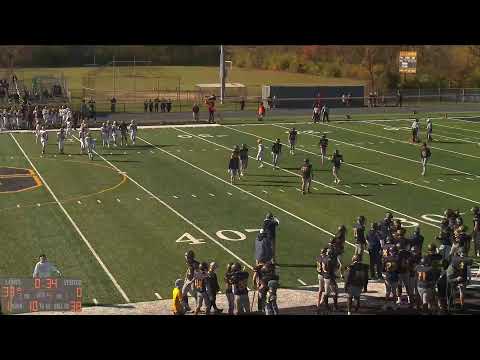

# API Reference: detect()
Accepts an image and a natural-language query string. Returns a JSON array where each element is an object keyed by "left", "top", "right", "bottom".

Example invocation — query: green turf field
[{"left": 1, "top": 112, "right": 480, "bottom": 305}]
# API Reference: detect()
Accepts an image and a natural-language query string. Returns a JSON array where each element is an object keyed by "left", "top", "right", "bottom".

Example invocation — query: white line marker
[
  {"left": 191, "top": 194, "right": 197, "bottom": 198},
  {"left": 262, "top": 190, "right": 268, "bottom": 194},
  {"left": 368, "top": 142, "right": 374, "bottom": 145},
  {"left": 77, "top": 201, "right": 82, "bottom": 205},
  {"left": 245, "top": 229, "right": 262, "bottom": 233},
  {"left": 93, "top": 298, "right": 98, "bottom": 305},
  {"left": 12, "top": 133, "right": 130, "bottom": 303},
  {"left": 453, "top": 178, "right": 460, "bottom": 181},
  {"left": 189, "top": 149, "right": 193, "bottom": 152},
  {"left": 209, "top": 193, "right": 215, "bottom": 197},
  {"left": 176, "top": 149, "right": 181, "bottom": 152},
  {"left": 391, "top": 182, "right": 397, "bottom": 185},
  {"left": 227, "top": 192, "right": 232, "bottom": 196},
  {"left": 16, "top": 204, "right": 20, "bottom": 208},
  {"left": 150, "top": 150, "right": 154, "bottom": 154},
  {"left": 467, "top": 177, "right": 475, "bottom": 180},
  {"left": 423, "top": 180, "right": 430, "bottom": 183},
  {"left": 296, "top": 188, "right": 302, "bottom": 192},
  {"left": 344, "top": 185, "right": 351, "bottom": 188},
  {"left": 279, "top": 189, "right": 285, "bottom": 192},
  {"left": 173, "top": 195, "right": 179, "bottom": 199},
  {"left": 297, "top": 279, "right": 307, "bottom": 286},
  {"left": 116, "top": 198, "right": 121, "bottom": 202},
  {"left": 136, "top": 197, "right": 141, "bottom": 201},
  {"left": 360, "top": 184, "right": 367, "bottom": 188},
  {"left": 137, "top": 152, "right": 141, "bottom": 154},
  {"left": 313, "top": 187, "right": 318, "bottom": 191},
  {"left": 438, "top": 179, "right": 445, "bottom": 182},
  {"left": 68, "top": 154, "right": 72, "bottom": 157},
  {"left": 215, "top": 148, "right": 220, "bottom": 151},
  {"left": 37, "top": 203, "right": 41, "bottom": 207},
  {"left": 123, "top": 152, "right": 127, "bottom": 155},
  {"left": 155, "top": 293, "right": 163, "bottom": 300},
  {"left": 201, "top": 149, "right": 206, "bottom": 151},
  {"left": 97, "top": 199, "right": 102, "bottom": 204},
  {"left": 379, "top": 184, "right": 384, "bottom": 187}
]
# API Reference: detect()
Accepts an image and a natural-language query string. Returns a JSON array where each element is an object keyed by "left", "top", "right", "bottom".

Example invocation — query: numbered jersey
[
  {"left": 300, "top": 164, "right": 312, "bottom": 178},
  {"left": 232, "top": 271, "right": 249, "bottom": 296},
  {"left": 193, "top": 271, "right": 208, "bottom": 293},
  {"left": 319, "top": 138, "right": 328, "bottom": 148},
  {"left": 289, "top": 130, "right": 298, "bottom": 142},
  {"left": 40, "top": 130, "right": 48, "bottom": 142}
]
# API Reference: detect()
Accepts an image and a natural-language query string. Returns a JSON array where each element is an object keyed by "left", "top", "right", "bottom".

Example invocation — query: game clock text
[{"left": 0, "top": 278, "right": 82, "bottom": 314}]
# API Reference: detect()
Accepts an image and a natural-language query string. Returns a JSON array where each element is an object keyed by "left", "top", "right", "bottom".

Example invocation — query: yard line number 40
[{"left": 176, "top": 228, "right": 261, "bottom": 245}]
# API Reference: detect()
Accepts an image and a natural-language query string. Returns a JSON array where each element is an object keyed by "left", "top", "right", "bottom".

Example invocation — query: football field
[{"left": 1, "top": 112, "right": 480, "bottom": 305}]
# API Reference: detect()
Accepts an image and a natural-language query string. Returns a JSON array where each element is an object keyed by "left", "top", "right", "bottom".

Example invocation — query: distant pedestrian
[
  {"left": 426, "top": 119, "right": 433, "bottom": 142},
  {"left": 257, "top": 102, "right": 266, "bottom": 121},
  {"left": 271, "top": 138, "right": 282, "bottom": 169},
  {"left": 110, "top": 97, "right": 117, "bottom": 113},
  {"left": 321, "top": 105, "right": 329, "bottom": 123},
  {"left": 149, "top": 99, "right": 153, "bottom": 113},
  {"left": 160, "top": 99, "right": 166, "bottom": 113},
  {"left": 240, "top": 97, "right": 245, "bottom": 111},
  {"left": 228, "top": 153, "right": 240, "bottom": 184},
  {"left": 300, "top": 158, "right": 313, "bottom": 195},
  {"left": 420, "top": 142, "right": 431, "bottom": 176},
  {"left": 192, "top": 103, "right": 200, "bottom": 121},
  {"left": 154, "top": 98, "right": 159, "bottom": 112},
  {"left": 206, "top": 262, "right": 223, "bottom": 314},
  {"left": 345, "top": 255, "right": 369, "bottom": 315},
  {"left": 144, "top": 100, "right": 148, "bottom": 112},
  {"left": 166, "top": 99, "right": 172, "bottom": 113}
]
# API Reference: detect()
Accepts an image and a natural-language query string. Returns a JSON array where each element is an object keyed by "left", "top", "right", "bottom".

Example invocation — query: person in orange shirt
[
  {"left": 172, "top": 279, "right": 185, "bottom": 315},
  {"left": 257, "top": 102, "right": 266, "bottom": 121}
]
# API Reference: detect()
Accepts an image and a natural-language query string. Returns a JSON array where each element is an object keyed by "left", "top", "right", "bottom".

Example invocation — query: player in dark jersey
[
  {"left": 331, "top": 149, "right": 343, "bottom": 184},
  {"left": 472, "top": 206, "right": 480, "bottom": 257},
  {"left": 182, "top": 250, "right": 200, "bottom": 312},
  {"left": 224, "top": 263, "right": 235, "bottom": 315},
  {"left": 345, "top": 255, "right": 369, "bottom": 315},
  {"left": 446, "top": 249, "right": 473, "bottom": 311},
  {"left": 288, "top": 128, "right": 298, "bottom": 155},
  {"left": 410, "top": 227, "right": 424, "bottom": 254},
  {"left": 367, "top": 222, "right": 383, "bottom": 280},
  {"left": 426, "top": 118, "right": 433, "bottom": 142},
  {"left": 382, "top": 245, "right": 400, "bottom": 307},
  {"left": 263, "top": 213, "right": 280, "bottom": 264},
  {"left": 378, "top": 212, "right": 394, "bottom": 244},
  {"left": 332, "top": 225, "right": 347, "bottom": 278},
  {"left": 420, "top": 142, "right": 431, "bottom": 176},
  {"left": 318, "top": 134, "right": 328, "bottom": 166},
  {"left": 239, "top": 144, "right": 249, "bottom": 177},
  {"left": 206, "top": 262, "right": 222, "bottom": 314},
  {"left": 230, "top": 263, "right": 250, "bottom": 314},
  {"left": 353, "top": 216, "right": 367, "bottom": 259},
  {"left": 300, "top": 158, "right": 313, "bottom": 194},
  {"left": 271, "top": 139, "right": 282, "bottom": 169},
  {"left": 119, "top": 120, "right": 128, "bottom": 147},
  {"left": 228, "top": 153, "right": 240, "bottom": 184},
  {"left": 319, "top": 248, "right": 339, "bottom": 313},
  {"left": 193, "top": 262, "right": 210, "bottom": 315},
  {"left": 397, "top": 246, "right": 413, "bottom": 305},
  {"left": 416, "top": 256, "right": 436, "bottom": 313}
]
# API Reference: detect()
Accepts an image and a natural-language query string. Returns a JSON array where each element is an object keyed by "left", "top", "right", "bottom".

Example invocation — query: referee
[{"left": 33, "top": 254, "right": 62, "bottom": 278}]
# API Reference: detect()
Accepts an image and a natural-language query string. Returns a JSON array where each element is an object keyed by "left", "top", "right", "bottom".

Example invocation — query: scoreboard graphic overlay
[
  {"left": 0, "top": 278, "right": 82, "bottom": 314},
  {"left": 399, "top": 51, "right": 417, "bottom": 74}
]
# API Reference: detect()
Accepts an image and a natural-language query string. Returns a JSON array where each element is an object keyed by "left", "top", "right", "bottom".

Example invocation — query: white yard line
[
  {"left": 155, "top": 293, "right": 163, "bottom": 300},
  {"left": 139, "top": 133, "right": 343, "bottom": 243},
  {"left": 297, "top": 279, "right": 307, "bottom": 286},
  {"left": 72, "top": 135, "right": 254, "bottom": 271},
  {"left": 11, "top": 133, "right": 131, "bottom": 303},
  {"left": 97, "top": 199, "right": 102, "bottom": 204},
  {"left": 173, "top": 127, "right": 439, "bottom": 237},
  {"left": 221, "top": 126, "right": 441, "bottom": 229},
  {"left": 93, "top": 298, "right": 99, "bottom": 305},
  {"left": 272, "top": 124, "right": 480, "bottom": 204},
  {"left": 209, "top": 193, "right": 215, "bottom": 197}
]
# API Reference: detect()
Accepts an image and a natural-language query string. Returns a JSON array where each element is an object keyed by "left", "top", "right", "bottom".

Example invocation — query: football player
[
  {"left": 318, "top": 134, "right": 328, "bottom": 165},
  {"left": 230, "top": 262, "right": 250, "bottom": 314},
  {"left": 353, "top": 216, "right": 367, "bottom": 260},
  {"left": 40, "top": 126, "right": 48, "bottom": 155},
  {"left": 228, "top": 153, "right": 240, "bottom": 184},
  {"left": 57, "top": 126, "right": 66, "bottom": 154},
  {"left": 193, "top": 262, "right": 210, "bottom": 315},
  {"left": 111, "top": 121, "right": 119, "bottom": 147},
  {"left": 271, "top": 138, "right": 282, "bottom": 169},
  {"left": 85, "top": 131, "right": 96, "bottom": 160},
  {"left": 78, "top": 125, "right": 87, "bottom": 154},
  {"left": 415, "top": 256, "right": 436, "bottom": 313},
  {"left": 411, "top": 118, "right": 420, "bottom": 143},
  {"left": 345, "top": 255, "right": 369, "bottom": 315},
  {"left": 182, "top": 250, "right": 199, "bottom": 312},
  {"left": 331, "top": 149, "right": 343, "bottom": 184},
  {"left": 106, "top": 120, "right": 113, "bottom": 148},
  {"left": 472, "top": 206, "right": 480, "bottom": 257},
  {"left": 312, "top": 104, "right": 321, "bottom": 123},
  {"left": 119, "top": 120, "right": 128, "bottom": 147},
  {"left": 129, "top": 120, "right": 138, "bottom": 145},
  {"left": 239, "top": 144, "right": 249, "bottom": 177},
  {"left": 316, "top": 248, "right": 328, "bottom": 313},
  {"left": 34, "top": 120, "right": 41, "bottom": 144},
  {"left": 256, "top": 139, "right": 265, "bottom": 168},
  {"left": 300, "top": 158, "right": 313, "bottom": 194},
  {"left": 65, "top": 117, "right": 73, "bottom": 139},
  {"left": 426, "top": 118, "right": 433, "bottom": 142},
  {"left": 100, "top": 123, "right": 108, "bottom": 148},
  {"left": 224, "top": 263, "right": 235, "bottom": 315},
  {"left": 420, "top": 142, "right": 431, "bottom": 176},
  {"left": 382, "top": 245, "right": 400, "bottom": 308},
  {"left": 288, "top": 127, "right": 298, "bottom": 155},
  {"left": 319, "top": 248, "right": 339, "bottom": 313}
]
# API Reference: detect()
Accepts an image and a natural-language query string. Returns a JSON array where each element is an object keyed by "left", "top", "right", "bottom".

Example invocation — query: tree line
[{"left": 227, "top": 45, "right": 480, "bottom": 90}]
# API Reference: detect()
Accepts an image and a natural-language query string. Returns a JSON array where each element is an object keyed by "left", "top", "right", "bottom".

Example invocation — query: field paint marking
[
  {"left": 344, "top": 185, "right": 352, "bottom": 188},
  {"left": 150, "top": 150, "right": 154, "bottom": 154},
  {"left": 209, "top": 193, "right": 215, "bottom": 197},
  {"left": 191, "top": 194, "right": 197, "bottom": 198},
  {"left": 349, "top": 121, "right": 480, "bottom": 160},
  {"left": 77, "top": 200, "right": 82, "bottom": 205},
  {"left": 75, "top": 135, "right": 254, "bottom": 271},
  {"left": 438, "top": 179, "right": 445, "bottom": 182},
  {"left": 155, "top": 293, "right": 163, "bottom": 300},
  {"left": 116, "top": 198, "right": 121, "bottom": 202},
  {"left": 227, "top": 192, "right": 233, "bottom": 196},
  {"left": 452, "top": 178, "right": 460, "bottom": 182},
  {"left": 136, "top": 197, "right": 141, "bottom": 201},
  {"left": 262, "top": 190, "right": 268, "bottom": 194},
  {"left": 467, "top": 177, "right": 475, "bottom": 181},
  {"left": 360, "top": 184, "right": 367, "bottom": 188},
  {"left": 97, "top": 199, "right": 102, "bottom": 204},
  {"left": 37, "top": 203, "right": 41, "bottom": 207},
  {"left": 11, "top": 133, "right": 131, "bottom": 303},
  {"left": 313, "top": 187, "right": 318, "bottom": 191},
  {"left": 423, "top": 180, "right": 430, "bottom": 183},
  {"left": 222, "top": 126, "right": 440, "bottom": 229},
  {"left": 245, "top": 228, "right": 262, "bottom": 233},
  {"left": 93, "top": 298, "right": 98, "bottom": 305},
  {"left": 379, "top": 184, "right": 384, "bottom": 187},
  {"left": 398, "top": 118, "right": 480, "bottom": 135},
  {"left": 272, "top": 125, "right": 480, "bottom": 204},
  {"left": 297, "top": 279, "right": 307, "bottom": 286},
  {"left": 17, "top": 204, "right": 20, "bottom": 208},
  {"left": 140, "top": 132, "right": 341, "bottom": 243},
  {"left": 173, "top": 195, "right": 179, "bottom": 199},
  {"left": 279, "top": 189, "right": 285, "bottom": 192}
]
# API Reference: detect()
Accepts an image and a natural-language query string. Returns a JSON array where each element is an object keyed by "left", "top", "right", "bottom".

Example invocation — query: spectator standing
[
  {"left": 367, "top": 223, "right": 383, "bottom": 280},
  {"left": 110, "top": 97, "right": 117, "bottom": 113},
  {"left": 160, "top": 98, "right": 166, "bottom": 112},
  {"left": 166, "top": 99, "right": 172, "bottom": 113},
  {"left": 240, "top": 97, "right": 245, "bottom": 111},
  {"left": 144, "top": 99, "right": 148, "bottom": 112},
  {"left": 265, "top": 280, "right": 279, "bottom": 315},
  {"left": 154, "top": 97, "right": 159, "bottom": 112},
  {"left": 192, "top": 103, "right": 200, "bottom": 121},
  {"left": 80, "top": 99, "right": 87, "bottom": 121},
  {"left": 347, "top": 93, "right": 352, "bottom": 106},
  {"left": 148, "top": 99, "right": 153, "bottom": 113},
  {"left": 206, "top": 262, "right": 223, "bottom": 314}
]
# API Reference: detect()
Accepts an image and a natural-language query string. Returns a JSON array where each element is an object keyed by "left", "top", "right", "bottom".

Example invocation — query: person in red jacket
[{"left": 257, "top": 102, "right": 266, "bottom": 121}]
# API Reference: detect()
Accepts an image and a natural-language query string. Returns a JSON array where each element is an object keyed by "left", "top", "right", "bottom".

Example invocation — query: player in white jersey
[
  {"left": 15, "top": 109, "right": 21, "bottom": 129},
  {"left": 66, "top": 118, "right": 72, "bottom": 138},
  {"left": 40, "top": 126, "right": 48, "bottom": 155},
  {"left": 85, "top": 131, "right": 96, "bottom": 160},
  {"left": 33, "top": 106, "right": 39, "bottom": 123},
  {"left": 426, "top": 118, "right": 433, "bottom": 142},
  {"left": 57, "top": 126, "right": 66, "bottom": 154},
  {"left": 111, "top": 121, "right": 119, "bottom": 147},
  {"left": 2, "top": 109, "right": 7, "bottom": 129},
  {"left": 34, "top": 121, "right": 41, "bottom": 143},
  {"left": 78, "top": 126, "right": 87, "bottom": 154},
  {"left": 100, "top": 123, "right": 108, "bottom": 147},
  {"left": 256, "top": 139, "right": 265, "bottom": 168},
  {"left": 105, "top": 121, "right": 112, "bottom": 148},
  {"left": 129, "top": 120, "right": 138, "bottom": 145},
  {"left": 42, "top": 107, "right": 49, "bottom": 127}
]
